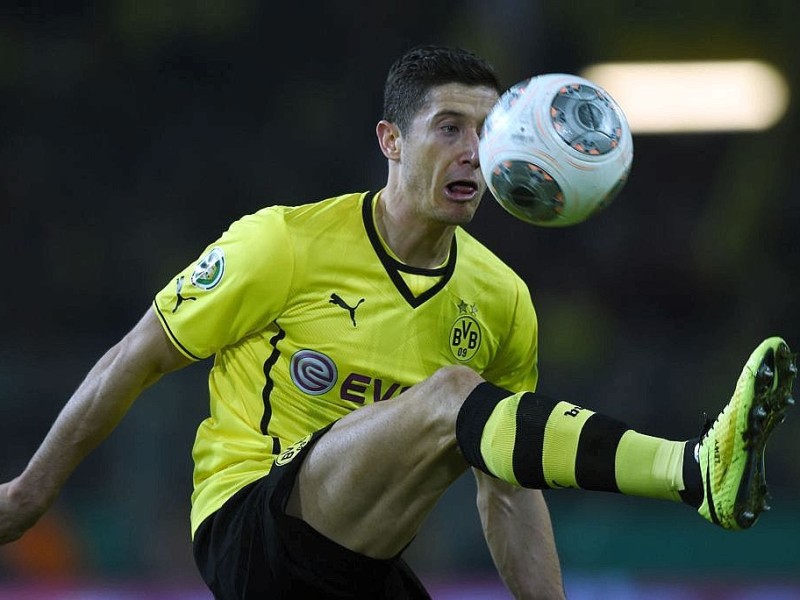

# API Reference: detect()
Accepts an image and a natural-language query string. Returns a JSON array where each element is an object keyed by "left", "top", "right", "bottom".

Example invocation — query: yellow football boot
[{"left": 698, "top": 337, "right": 796, "bottom": 529}]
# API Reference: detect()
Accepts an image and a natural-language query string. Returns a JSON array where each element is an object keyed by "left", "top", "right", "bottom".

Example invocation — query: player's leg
[
  {"left": 458, "top": 336, "right": 796, "bottom": 530},
  {"left": 286, "top": 362, "right": 682, "bottom": 569},
  {"left": 284, "top": 335, "right": 796, "bottom": 568}
]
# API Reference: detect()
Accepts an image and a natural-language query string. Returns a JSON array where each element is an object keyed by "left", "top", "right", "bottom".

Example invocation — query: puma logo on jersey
[
  {"left": 329, "top": 293, "right": 365, "bottom": 327},
  {"left": 173, "top": 276, "right": 197, "bottom": 313}
]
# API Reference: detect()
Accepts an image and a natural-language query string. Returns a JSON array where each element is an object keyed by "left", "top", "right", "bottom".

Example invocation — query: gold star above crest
[{"left": 457, "top": 300, "right": 478, "bottom": 315}]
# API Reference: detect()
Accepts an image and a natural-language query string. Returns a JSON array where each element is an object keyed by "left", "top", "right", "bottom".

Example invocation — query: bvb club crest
[{"left": 450, "top": 300, "right": 481, "bottom": 362}]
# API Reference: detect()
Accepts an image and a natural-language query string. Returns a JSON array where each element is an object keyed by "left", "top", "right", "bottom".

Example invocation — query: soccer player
[{"left": 0, "top": 45, "right": 795, "bottom": 599}]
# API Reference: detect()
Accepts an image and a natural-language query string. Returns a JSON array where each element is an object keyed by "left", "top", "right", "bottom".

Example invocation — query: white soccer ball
[{"left": 479, "top": 73, "right": 633, "bottom": 227}]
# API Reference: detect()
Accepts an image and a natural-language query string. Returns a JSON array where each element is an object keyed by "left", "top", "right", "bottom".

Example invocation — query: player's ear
[{"left": 376, "top": 120, "right": 401, "bottom": 160}]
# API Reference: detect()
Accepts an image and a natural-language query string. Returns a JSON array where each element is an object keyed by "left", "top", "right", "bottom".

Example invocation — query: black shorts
[{"left": 192, "top": 425, "right": 431, "bottom": 599}]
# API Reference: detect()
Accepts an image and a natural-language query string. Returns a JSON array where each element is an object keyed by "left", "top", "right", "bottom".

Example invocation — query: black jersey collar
[{"left": 362, "top": 192, "right": 457, "bottom": 308}]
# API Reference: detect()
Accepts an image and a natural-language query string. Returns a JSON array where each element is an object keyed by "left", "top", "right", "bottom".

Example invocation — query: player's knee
[{"left": 424, "top": 365, "right": 485, "bottom": 416}]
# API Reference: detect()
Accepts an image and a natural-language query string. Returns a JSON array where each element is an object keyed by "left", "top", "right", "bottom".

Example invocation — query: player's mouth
[{"left": 444, "top": 180, "right": 479, "bottom": 201}]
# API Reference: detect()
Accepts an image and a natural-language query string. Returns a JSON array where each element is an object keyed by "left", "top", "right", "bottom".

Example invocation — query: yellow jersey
[{"left": 152, "top": 191, "right": 539, "bottom": 536}]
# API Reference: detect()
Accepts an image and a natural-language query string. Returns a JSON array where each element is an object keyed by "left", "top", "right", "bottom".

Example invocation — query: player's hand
[{"left": 0, "top": 479, "right": 48, "bottom": 545}]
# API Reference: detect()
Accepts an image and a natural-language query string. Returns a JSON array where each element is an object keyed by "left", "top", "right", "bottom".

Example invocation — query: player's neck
[{"left": 374, "top": 190, "right": 454, "bottom": 269}]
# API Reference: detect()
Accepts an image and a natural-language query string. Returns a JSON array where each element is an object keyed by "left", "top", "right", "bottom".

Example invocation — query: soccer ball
[{"left": 479, "top": 73, "right": 633, "bottom": 227}]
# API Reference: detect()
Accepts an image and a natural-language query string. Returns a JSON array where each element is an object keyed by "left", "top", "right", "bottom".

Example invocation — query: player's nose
[{"left": 461, "top": 131, "right": 480, "bottom": 167}]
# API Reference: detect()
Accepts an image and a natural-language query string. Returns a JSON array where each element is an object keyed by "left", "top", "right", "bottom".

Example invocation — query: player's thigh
[
  {"left": 194, "top": 425, "right": 432, "bottom": 599},
  {"left": 287, "top": 365, "right": 485, "bottom": 558}
]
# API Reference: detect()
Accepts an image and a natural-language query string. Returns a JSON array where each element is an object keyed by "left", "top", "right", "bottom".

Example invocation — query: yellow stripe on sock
[
  {"left": 479, "top": 392, "right": 522, "bottom": 486},
  {"left": 615, "top": 431, "right": 684, "bottom": 501},
  {"left": 542, "top": 402, "right": 595, "bottom": 489}
]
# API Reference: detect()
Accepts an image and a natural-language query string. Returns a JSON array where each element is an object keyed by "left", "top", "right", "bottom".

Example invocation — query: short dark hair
[{"left": 383, "top": 45, "right": 502, "bottom": 133}]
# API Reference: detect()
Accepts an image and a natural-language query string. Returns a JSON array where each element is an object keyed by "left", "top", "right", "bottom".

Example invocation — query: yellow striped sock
[{"left": 458, "top": 383, "right": 686, "bottom": 500}]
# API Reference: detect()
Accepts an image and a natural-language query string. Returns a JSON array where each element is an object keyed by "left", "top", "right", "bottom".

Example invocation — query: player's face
[{"left": 400, "top": 83, "right": 498, "bottom": 226}]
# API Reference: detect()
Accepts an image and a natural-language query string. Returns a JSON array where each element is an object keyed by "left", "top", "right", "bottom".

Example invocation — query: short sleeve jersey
[{"left": 152, "top": 191, "right": 539, "bottom": 536}]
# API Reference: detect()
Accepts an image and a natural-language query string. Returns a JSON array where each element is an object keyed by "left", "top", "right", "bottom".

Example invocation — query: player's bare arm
[
  {"left": 0, "top": 309, "right": 191, "bottom": 545},
  {"left": 475, "top": 471, "right": 565, "bottom": 600}
]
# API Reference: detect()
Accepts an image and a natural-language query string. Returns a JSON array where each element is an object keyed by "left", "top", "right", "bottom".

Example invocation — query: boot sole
[{"left": 733, "top": 340, "right": 796, "bottom": 528}]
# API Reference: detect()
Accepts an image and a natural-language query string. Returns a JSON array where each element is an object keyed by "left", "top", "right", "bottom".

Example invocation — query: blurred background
[{"left": 1, "top": 1, "right": 798, "bottom": 598}]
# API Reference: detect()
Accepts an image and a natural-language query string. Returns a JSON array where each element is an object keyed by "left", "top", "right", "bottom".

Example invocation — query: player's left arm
[{"left": 475, "top": 470, "right": 565, "bottom": 599}]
